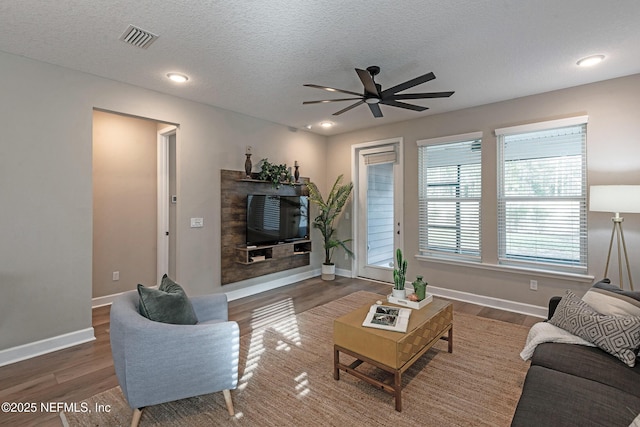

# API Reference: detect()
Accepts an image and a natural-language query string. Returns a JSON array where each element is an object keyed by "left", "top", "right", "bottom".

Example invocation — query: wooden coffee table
[{"left": 333, "top": 298, "right": 453, "bottom": 411}]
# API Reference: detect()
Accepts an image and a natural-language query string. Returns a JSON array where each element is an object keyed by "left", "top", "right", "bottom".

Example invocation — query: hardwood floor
[{"left": 0, "top": 277, "right": 540, "bottom": 426}]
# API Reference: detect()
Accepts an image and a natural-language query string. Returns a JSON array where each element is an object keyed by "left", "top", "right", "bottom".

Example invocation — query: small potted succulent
[{"left": 392, "top": 248, "right": 407, "bottom": 298}]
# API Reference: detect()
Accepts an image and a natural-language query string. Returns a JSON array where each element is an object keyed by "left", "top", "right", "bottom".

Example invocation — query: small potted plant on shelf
[
  {"left": 306, "top": 174, "right": 354, "bottom": 280},
  {"left": 392, "top": 248, "right": 407, "bottom": 298},
  {"left": 258, "top": 158, "right": 293, "bottom": 188}
]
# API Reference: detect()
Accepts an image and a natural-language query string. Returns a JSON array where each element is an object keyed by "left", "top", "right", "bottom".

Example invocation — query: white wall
[
  {"left": 328, "top": 73, "right": 640, "bottom": 308},
  {"left": 0, "top": 50, "right": 327, "bottom": 358}
]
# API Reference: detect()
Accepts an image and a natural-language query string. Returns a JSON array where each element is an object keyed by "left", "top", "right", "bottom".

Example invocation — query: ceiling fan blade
[
  {"left": 368, "top": 103, "right": 383, "bottom": 118},
  {"left": 379, "top": 99, "right": 428, "bottom": 112},
  {"left": 381, "top": 72, "right": 436, "bottom": 96},
  {"left": 332, "top": 100, "right": 364, "bottom": 116},
  {"left": 303, "top": 98, "right": 363, "bottom": 105},
  {"left": 303, "top": 84, "right": 363, "bottom": 97},
  {"left": 355, "top": 68, "right": 379, "bottom": 96},
  {"left": 390, "top": 91, "right": 455, "bottom": 100}
]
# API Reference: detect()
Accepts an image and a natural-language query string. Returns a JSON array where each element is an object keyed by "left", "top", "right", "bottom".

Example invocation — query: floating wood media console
[{"left": 220, "top": 169, "right": 311, "bottom": 285}]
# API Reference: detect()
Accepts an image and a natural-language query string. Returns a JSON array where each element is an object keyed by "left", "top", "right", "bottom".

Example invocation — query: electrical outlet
[
  {"left": 113, "top": 271, "right": 120, "bottom": 281},
  {"left": 529, "top": 280, "right": 538, "bottom": 291}
]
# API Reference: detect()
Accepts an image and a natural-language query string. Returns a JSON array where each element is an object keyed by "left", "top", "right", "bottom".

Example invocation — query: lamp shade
[{"left": 590, "top": 185, "right": 640, "bottom": 214}]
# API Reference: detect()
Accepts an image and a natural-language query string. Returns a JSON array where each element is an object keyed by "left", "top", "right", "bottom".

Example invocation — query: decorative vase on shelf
[
  {"left": 412, "top": 275, "right": 427, "bottom": 301},
  {"left": 294, "top": 163, "right": 300, "bottom": 183},
  {"left": 244, "top": 153, "right": 252, "bottom": 178}
]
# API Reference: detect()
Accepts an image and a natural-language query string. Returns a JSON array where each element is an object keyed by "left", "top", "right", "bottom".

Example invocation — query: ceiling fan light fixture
[
  {"left": 364, "top": 97, "right": 381, "bottom": 104},
  {"left": 576, "top": 55, "right": 605, "bottom": 67},
  {"left": 167, "top": 72, "right": 189, "bottom": 83},
  {"left": 319, "top": 121, "right": 334, "bottom": 128}
]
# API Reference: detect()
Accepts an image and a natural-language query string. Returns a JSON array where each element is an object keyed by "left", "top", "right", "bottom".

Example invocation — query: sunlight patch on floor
[
  {"left": 237, "top": 298, "right": 303, "bottom": 392},
  {"left": 294, "top": 372, "right": 310, "bottom": 398}
]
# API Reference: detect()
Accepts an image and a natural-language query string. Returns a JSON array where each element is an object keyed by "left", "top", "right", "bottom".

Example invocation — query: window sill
[{"left": 414, "top": 254, "right": 595, "bottom": 283}]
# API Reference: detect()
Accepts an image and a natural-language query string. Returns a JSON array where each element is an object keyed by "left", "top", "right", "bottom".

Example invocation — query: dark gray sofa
[{"left": 511, "top": 297, "right": 640, "bottom": 427}]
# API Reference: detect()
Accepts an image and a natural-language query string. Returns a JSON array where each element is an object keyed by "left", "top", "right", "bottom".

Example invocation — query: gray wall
[
  {"left": 328, "top": 73, "right": 640, "bottom": 307},
  {"left": 0, "top": 50, "right": 327, "bottom": 352},
  {"left": 2, "top": 43, "right": 638, "bottom": 355}
]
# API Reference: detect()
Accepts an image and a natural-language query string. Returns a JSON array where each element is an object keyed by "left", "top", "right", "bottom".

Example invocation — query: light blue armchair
[{"left": 110, "top": 290, "right": 240, "bottom": 427}]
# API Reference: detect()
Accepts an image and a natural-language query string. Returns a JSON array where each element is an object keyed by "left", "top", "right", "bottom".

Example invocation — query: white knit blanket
[{"left": 520, "top": 321, "right": 596, "bottom": 361}]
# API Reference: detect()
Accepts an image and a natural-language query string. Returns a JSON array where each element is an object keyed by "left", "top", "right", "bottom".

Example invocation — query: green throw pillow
[{"left": 137, "top": 274, "right": 198, "bottom": 325}]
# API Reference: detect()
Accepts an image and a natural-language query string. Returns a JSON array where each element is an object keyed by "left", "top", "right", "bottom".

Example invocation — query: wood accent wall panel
[{"left": 220, "top": 169, "right": 310, "bottom": 285}]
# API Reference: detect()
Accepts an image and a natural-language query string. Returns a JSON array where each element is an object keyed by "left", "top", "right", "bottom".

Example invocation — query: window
[
  {"left": 417, "top": 132, "right": 482, "bottom": 260},
  {"left": 496, "top": 116, "right": 588, "bottom": 272}
]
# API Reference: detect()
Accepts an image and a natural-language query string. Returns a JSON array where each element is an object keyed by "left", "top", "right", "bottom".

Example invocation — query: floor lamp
[{"left": 590, "top": 185, "right": 640, "bottom": 291}]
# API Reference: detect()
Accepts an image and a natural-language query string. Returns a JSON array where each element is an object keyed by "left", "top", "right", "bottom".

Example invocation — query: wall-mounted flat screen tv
[{"left": 246, "top": 195, "right": 309, "bottom": 246}]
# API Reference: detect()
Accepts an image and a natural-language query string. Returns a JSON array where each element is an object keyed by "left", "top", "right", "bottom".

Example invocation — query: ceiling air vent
[{"left": 119, "top": 24, "right": 158, "bottom": 49}]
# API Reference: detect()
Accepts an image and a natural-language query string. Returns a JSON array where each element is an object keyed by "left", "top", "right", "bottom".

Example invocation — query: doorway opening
[{"left": 92, "top": 110, "right": 177, "bottom": 302}]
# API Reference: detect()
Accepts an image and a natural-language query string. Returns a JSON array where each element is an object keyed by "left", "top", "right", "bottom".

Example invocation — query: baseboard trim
[
  {"left": 0, "top": 327, "right": 95, "bottom": 368},
  {"left": 425, "top": 285, "right": 547, "bottom": 318},
  {"left": 335, "top": 267, "right": 352, "bottom": 278},
  {"left": 93, "top": 269, "right": 350, "bottom": 307},
  {"left": 92, "top": 285, "right": 159, "bottom": 308},
  {"left": 92, "top": 292, "right": 123, "bottom": 308},
  {"left": 225, "top": 268, "right": 321, "bottom": 301}
]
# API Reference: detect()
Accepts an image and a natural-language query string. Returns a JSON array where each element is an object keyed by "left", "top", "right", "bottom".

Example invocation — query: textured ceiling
[{"left": 1, "top": 1, "right": 639, "bottom": 135}]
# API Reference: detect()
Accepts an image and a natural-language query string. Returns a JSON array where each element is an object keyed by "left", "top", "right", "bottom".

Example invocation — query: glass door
[{"left": 355, "top": 141, "right": 403, "bottom": 282}]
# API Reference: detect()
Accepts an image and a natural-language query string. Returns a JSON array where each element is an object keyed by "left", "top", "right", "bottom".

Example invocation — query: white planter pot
[
  {"left": 321, "top": 264, "right": 335, "bottom": 281},
  {"left": 391, "top": 288, "right": 406, "bottom": 299}
]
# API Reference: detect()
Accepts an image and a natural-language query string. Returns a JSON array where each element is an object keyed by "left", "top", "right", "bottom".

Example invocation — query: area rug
[{"left": 62, "top": 291, "right": 532, "bottom": 426}]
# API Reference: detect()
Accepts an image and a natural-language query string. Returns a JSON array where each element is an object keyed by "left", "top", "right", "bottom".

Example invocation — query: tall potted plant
[{"left": 307, "top": 174, "right": 354, "bottom": 280}]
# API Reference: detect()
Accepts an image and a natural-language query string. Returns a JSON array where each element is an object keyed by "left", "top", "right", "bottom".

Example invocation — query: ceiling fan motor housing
[{"left": 366, "top": 66, "right": 381, "bottom": 76}]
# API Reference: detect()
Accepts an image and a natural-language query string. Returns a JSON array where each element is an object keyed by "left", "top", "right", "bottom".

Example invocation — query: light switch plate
[{"left": 190, "top": 217, "right": 204, "bottom": 228}]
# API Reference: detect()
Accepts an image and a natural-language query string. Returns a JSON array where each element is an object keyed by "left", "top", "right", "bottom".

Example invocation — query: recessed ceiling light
[
  {"left": 576, "top": 55, "right": 605, "bottom": 67},
  {"left": 166, "top": 73, "right": 189, "bottom": 83},
  {"left": 304, "top": 124, "right": 312, "bottom": 129},
  {"left": 319, "top": 121, "right": 334, "bottom": 128}
]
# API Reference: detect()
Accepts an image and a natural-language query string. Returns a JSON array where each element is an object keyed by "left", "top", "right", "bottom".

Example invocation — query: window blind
[
  {"left": 362, "top": 145, "right": 397, "bottom": 165},
  {"left": 418, "top": 135, "right": 482, "bottom": 260},
  {"left": 497, "top": 119, "right": 588, "bottom": 272}
]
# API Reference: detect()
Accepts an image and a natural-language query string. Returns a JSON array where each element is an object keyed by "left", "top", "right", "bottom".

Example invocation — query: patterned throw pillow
[
  {"left": 549, "top": 290, "right": 640, "bottom": 367},
  {"left": 582, "top": 278, "right": 640, "bottom": 317}
]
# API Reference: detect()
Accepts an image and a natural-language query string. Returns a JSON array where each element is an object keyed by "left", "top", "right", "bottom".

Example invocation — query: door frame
[
  {"left": 350, "top": 137, "right": 404, "bottom": 280},
  {"left": 157, "top": 125, "right": 177, "bottom": 285}
]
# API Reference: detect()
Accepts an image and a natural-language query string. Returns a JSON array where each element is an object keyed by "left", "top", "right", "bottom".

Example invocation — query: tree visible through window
[{"left": 497, "top": 118, "right": 587, "bottom": 271}]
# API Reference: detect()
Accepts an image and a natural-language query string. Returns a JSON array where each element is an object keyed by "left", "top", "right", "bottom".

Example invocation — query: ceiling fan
[{"left": 303, "top": 66, "right": 454, "bottom": 118}]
